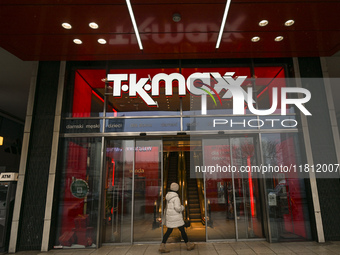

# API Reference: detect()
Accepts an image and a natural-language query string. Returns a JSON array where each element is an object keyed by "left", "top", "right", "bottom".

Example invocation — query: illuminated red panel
[
  {"left": 77, "top": 69, "right": 106, "bottom": 89},
  {"left": 72, "top": 72, "right": 92, "bottom": 117}
]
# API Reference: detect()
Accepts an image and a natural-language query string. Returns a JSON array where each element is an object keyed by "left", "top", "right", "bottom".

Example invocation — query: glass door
[
  {"left": 203, "top": 136, "right": 264, "bottom": 241},
  {"left": 102, "top": 139, "right": 162, "bottom": 244},
  {"left": 102, "top": 139, "right": 134, "bottom": 243},
  {"left": 203, "top": 138, "right": 236, "bottom": 240},
  {"left": 231, "top": 137, "right": 263, "bottom": 240},
  {"left": 133, "top": 140, "right": 162, "bottom": 242}
]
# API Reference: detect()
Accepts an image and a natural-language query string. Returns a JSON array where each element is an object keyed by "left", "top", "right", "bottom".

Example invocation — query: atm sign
[{"left": 0, "top": 173, "right": 18, "bottom": 181}]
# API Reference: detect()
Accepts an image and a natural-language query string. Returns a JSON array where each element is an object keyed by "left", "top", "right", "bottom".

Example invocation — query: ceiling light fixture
[
  {"left": 98, "top": 38, "right": 107, "bottom": 44},
  {"left": 73, "top": 39, "right": 82, "bottom": 44},
  {"left": 215, "top": 0, "right": 232, "bottom": 49},
  {"left": 89, "top": 22, "right": 99, "bottom": 29},
  {"left": 259, "top": 20, "right": 268, "bottom": 27},
  {"left": 275, "top": 36, "right": 284, "bottom": 42},
  {"left": 285, "top": 20, "right": 295, "bottom": 26},
  {"left": 251, "top": 36, "right": 260, "bottom": 42},
  {"left": 62, "top": 23, "right": 72, "bottom": 29},
  {"left": 126, "top": 0, "right": 143, "bottom": 50}
]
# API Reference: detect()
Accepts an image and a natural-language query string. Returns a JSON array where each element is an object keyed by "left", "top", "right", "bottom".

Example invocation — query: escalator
[
  {"left": 166, "top": 152, "right": 179, "bottom": 192},
  {"left": 187, "top": 175, "right": 201, "bottom": 222},
  {"left": 185, "top": 152, "right": 202, "bottom": 223},
  {"left": 163, "top": 141, "right": 205, "bottom": 241},
  {"left": 164, "top": 151, "right": 204, "bottom": 224}
]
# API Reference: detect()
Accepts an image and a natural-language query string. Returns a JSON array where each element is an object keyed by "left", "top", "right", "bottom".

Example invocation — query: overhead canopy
[{"left": 0, "top": 0, "right": 339, "bottom": 61}]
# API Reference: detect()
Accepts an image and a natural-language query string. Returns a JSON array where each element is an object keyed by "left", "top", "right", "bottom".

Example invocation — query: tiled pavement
[{"left": 6, "top": 241, "right": 340, "bottom": 255}]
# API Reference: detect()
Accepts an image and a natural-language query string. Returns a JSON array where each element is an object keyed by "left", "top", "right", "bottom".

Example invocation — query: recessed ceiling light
[
  {"left": 251, "top": 36, "right": 260, "bottom": 42},
  {"left": 285, "top": 20, "right": 295, "bottom": 26},
  {"left": 89, "top": 22, "right": 99, "bottom": 29},
  {"left": 259, "top": 20, "right": 268, "bottom": 27},
  {"left": 275, "top": 36, "right": 284, "bottom": 42},
  {"left": 98, "top": 38, "right": 107, "bottom": 44},
  {"left": 73, "top": 39, "right": 82, "bottom": 44},
  {"left": 62, "top": 23, "right": 72, "bottom": 29}
]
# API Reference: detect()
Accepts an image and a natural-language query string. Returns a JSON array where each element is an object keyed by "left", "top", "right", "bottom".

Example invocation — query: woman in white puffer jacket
[{"left": 159, "top": 183, "right": 195, "bottom": 253}]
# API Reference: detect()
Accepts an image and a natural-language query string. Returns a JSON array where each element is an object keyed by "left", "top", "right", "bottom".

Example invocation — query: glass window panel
[
  {"left": 203, "top": 138, "right": 236, "bottom": 240},
  {"left": 261, "top": 133, "right": 312, "bottom": 242},
  {"left": 102, "top": 140, "right": 134, "bottom": 243},
  {"left": 133, "top": 140, "right": 162, "bottom": 242},
  {"left": 55, "top": 137, "right": 102, "bottom": 248},
  {"left": 203, "top": 136, "right": 263, "bottom": 240},
  {"left": 230, "top": 137, "right": 263, "bottom": 239}
]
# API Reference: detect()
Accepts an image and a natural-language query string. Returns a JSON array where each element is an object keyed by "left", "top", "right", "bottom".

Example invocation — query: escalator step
[
  {"left": 190, "top": 213, "right": 201, "bottom": 219},
  {"left": 190, "top": 219, "right": 202, "bottom": 222},
  {"left": 189, "top": 208, "right": 200, "bottom": 213},
  {"left": 188, "top": 191, "right": 198, "bottom": 195},
  {"left": 188, "top": 193, "right": 198, "bottom": 197},
  {"left": 188, "top": 197, "right": 198, "bottom": 200}
]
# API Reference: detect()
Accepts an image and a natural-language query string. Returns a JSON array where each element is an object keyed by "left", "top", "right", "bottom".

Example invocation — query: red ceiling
[{"left": 0, "top": 0, "right": 339, "bottom": 61}]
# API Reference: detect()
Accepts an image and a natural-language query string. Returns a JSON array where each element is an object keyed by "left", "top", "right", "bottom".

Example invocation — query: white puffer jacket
[{"left": 165, "top": 191, "right": 185, "bottom": 228}]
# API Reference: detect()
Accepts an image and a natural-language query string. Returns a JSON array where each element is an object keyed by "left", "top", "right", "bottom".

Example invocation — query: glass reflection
[
  {"left": 230, "top": 137, "right": 263, "bottom": 239},
  {"left": 55, "top": 137, "right": 101, "bottom": 248},
  {"left": 133, "top": 140, "right": 162, "bottom": 242},
  {"left": 102, "top": 140, "right": 133, "bottom": 243},
  {"left": 204, "top": 138, "right": 236, "bottom": 240},
  {"left": 261, "top": 133, "right": 312, "bottom": 242},
  {"left": 203, "top": 137, "right": 263, "bottom": 240}
]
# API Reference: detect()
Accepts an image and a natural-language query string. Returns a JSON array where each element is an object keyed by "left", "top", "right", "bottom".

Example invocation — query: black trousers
[{"left": 162, "top": 225, "right": 188, "bottom": 243}]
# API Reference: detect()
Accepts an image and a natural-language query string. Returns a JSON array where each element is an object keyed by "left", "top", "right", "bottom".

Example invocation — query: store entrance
[
  {"left": 101, "top": 136, "right": 264, "bottom": 244},
  {"left": 163, "top": 139, "right": 206, "bottom": 242}
]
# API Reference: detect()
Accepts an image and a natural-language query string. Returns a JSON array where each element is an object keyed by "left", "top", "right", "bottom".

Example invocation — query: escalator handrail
[
  {"left": 194, "top": 152, "right": 206, "bottom": 224},
  {"left": 181, "top": 151, "right": 189, "bottom": 222}
]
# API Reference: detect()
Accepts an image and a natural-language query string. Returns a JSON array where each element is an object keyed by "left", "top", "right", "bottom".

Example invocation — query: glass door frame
[
  {"left": 100, "top": 134, "right": 269, "bottom": 245},
  {"left": 201, "top": 133, "right": 268, "bottom": 242},
  {"left": 101, "top": 137, "right": 164, "bottom": 245}
]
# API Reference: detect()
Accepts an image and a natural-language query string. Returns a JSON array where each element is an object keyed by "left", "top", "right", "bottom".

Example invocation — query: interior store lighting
[
  {"left": 89, "top": 22, "right": 99, "bottom": 29},
  {"left": 126, "top": 0, "right": 144, "bottom": 50},
  {"left": 0, "top": 136, "right": 3, "bottom": 146},
  {"left": 98, "top": 38, "right": 107, "bottom": 44},
  {"left": 285, "top": 20, "right": 295, "bottom": 26},
  {"left": 62, "top": 23, "right": 72, "bottom": 29},
  {"left": 251, "top": 36, "right": 260, "bottom": 42},
  {"left": 73, "top": 39, "right": 82, "bottom": 44},
  {"left": 215, "top": 0, "right": 232, "bottom": 49},
  {"left": 259, "top": 20, "right": 269, "bottom": 26},
  {"left": 275, "top": 36, "right": 284, "bottom": 42}
]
